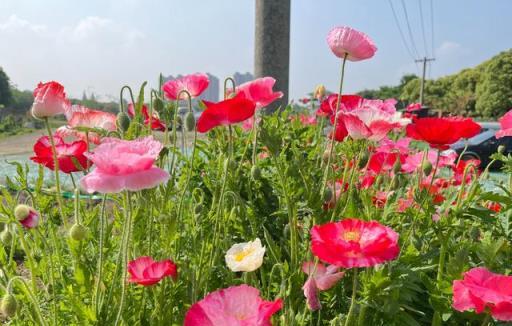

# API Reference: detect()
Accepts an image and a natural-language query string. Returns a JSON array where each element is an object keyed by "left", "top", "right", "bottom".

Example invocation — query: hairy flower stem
[
  {"left": 17, "top": 228, "right": 37, "bottom": 293},
  {"left": 114, "top": 191, "right": 133, "bottom": 325},
  {"left": 345, "top": 268, "right": 359, "bottom": 326},
  {"left": 322, "top": 54, "right": 348, "bottom": 196},
  {"left": 94, "top": 194, "right": 108, "bottom": 317},
  {"left": 44, "top": 117, "right": 68, "bottom": 229},
  {"left": 36, "top": 229, "right": 57, "bottom": 325},
  {"left": 251, "top": 115, "right": 259, "bottom": 165},
  {"left": 8, "top": 277, "right": 47, "bottom": 326}
]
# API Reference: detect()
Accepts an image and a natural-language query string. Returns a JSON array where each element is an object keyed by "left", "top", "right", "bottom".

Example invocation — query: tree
[
  {"left": 0, "top": 67, "right": 13, "bottom": 107},
  {"left": 475, "top": 50, "right": 512, "bottom": 118}
]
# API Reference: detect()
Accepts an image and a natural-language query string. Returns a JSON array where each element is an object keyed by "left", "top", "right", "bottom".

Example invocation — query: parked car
[{"left": 450, "top": 122, "right": 511, "bottom": 169}]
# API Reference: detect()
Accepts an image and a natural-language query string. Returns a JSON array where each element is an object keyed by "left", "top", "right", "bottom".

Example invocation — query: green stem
[
  {"left": 345, "top": 268, "right": 359, "bottom": 326},
  {"left": 322, "top": 54, "right": 348, "bottom": 196},
  {"left": 481, "top": 313, "right": 491, "bottom": 326},
  {"left": 43, "top": 118, "right": 68, "bottom": 228},
  {"left": 8, "top": 277, "right": 47, "bottom": 326},
  {"left": 17, "top": 228, "right": 37, "bottom": 293},
  {"left": 94, "top": 194, "right": 108, "bottom": 317}
]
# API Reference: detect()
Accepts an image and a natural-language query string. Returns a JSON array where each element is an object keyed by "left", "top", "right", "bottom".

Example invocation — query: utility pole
[
  {"left": 414, "top": 57, "right": 436, "bottom": 107},
  {"left": 415, "top": 57, "right": 435, "bottom": 106}
]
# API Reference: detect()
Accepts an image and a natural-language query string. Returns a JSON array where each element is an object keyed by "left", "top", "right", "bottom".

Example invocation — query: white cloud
[
  {"left": 0, "top": 14, "right": 47, "bottom": 34},
  {"left": 435, "top": 41, "right": 469, "bottom": 58}
]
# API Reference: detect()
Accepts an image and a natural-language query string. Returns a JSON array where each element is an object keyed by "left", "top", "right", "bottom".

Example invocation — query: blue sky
[{"left": 0, "top": 0, "right": 510, "bottom": 101}]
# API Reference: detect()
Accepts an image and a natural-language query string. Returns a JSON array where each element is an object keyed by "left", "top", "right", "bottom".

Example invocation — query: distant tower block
[{"left": 254, "top": 0, "right": 290, "bottom": 112}]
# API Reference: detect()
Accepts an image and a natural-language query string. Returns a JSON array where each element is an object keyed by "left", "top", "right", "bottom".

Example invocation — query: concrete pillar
[{"left": 254, "top": 0, "right": 290, "bottom": 112}]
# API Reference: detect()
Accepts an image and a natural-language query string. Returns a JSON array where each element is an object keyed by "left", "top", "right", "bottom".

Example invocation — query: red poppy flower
[
  {"left": 311, "top": 218, "right": 399, "bottom": 268},
  {"left": 487, "top": 202, "right": 502, "bottom": 213},
  {"left": 367, "top": 152, "right": 405, "bottom": 174},
  {"left": 30, "top": 135, "right": 90, "bottom": 174},
  {"left": 406, "top": 117, "right": 481, "bottom": 150},
  {"left": 417, "top": 180, "right": 445, "bottom": 204},
  {"left": 128, "top": 104, "right": 166, "bottom": 131},
  {"left": 453, "top": 267, "right": 512, "bottom": 321},
  {"left": 197, "top": 93, "right": 256, "bottom": 133},
  {"left": 317, "top": 94, "right": 362, "bottom": 117},
  {"left": 127, "top": 256, "right": 177, "bottom": 286}
]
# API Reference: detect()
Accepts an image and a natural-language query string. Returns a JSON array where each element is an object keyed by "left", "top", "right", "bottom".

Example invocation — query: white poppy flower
[{"left": 225, "top": 238, "right": 266, "bottom": 272}]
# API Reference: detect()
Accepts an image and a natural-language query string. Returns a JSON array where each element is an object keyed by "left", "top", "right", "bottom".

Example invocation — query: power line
[
  {"left": 400, "top": 0, "right": 421, "bottom": 59},
  {"left": 418, "top": 0, "right": 429, "bottom": 57},
  {"left": 388, "top": 0, "right": 416, "bottom": 62},
  {"left": 430, "top": 0, "right": 435, "bottom": 58}
]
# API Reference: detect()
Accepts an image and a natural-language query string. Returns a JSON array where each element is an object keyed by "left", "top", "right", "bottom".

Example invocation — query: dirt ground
[{"left": 0, "top": 131, "right": 46, "bottom": 155}]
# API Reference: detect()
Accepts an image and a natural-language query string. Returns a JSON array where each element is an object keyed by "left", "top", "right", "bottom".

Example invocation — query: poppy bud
[
  {"left": 283, "top": 223, "right": 290, "bottom": 239},
  {"left": 14, "top": 204, "right": 39, "bottom": 228},
  {"left": 185, "top": 112, "right": 196, "bottom": 131},
  {"left": 422, "top": 161, "right": 433, "bottom": 176},
  {"left": 69, "top": 223, "right": 87, "bottom": 241},
  {"left": 153, "top": 97, "right": 164, "bottom": 113},
  {"left": 498, "top": 145, "right": 506, "bottom": 154},
  {"left": 322, "top": 151, "right": 331, "bottom": 164},
  {"left": 314, "top": 84, "right": 326, "bottom": 100},
  {"left": 393, "top": 158, "right": 402, "bottom": 174},
  {"left": 116, "top": 112, "right": 131, "bottom": 132},
  {"left": 358, "top": 152, "right": 369, "bottom": 169},
  {"left": 251, "top": 165, "right": 262, "bottom": 180},
  {"left": 390, "top": 177, "right": 399, "bottom": 190},
  {"left": 323, "top": 188, "right": 333, "bottom": 202},
  {"left": 14, "top": 204, "right": 30, "bottom": 221},
  {"left": 1, "top": 294, "right": 17, "bottom": 318},
  {"left": 224, "top": 158, "right": 235, "bottom": 172},
  {"left": 194, "top": 204, "right": 202, "bottom": 215},
  {"left": 0, "top": 228, "right": 12, "bottom": 245}
]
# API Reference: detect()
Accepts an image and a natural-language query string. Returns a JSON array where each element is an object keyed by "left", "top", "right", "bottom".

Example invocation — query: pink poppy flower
[
  {"left": 184, "top": 284, "right": 283, "bottom": 326},
  {"left": 60, "top": 105, "right": 117, "bottom": 144},
  {"left": 496, "top": 109, "right": 512, "bottom": 138},
  {"left": 453, "top": 267, "right": 512, "bottom": 321},
  {"left": 336, "top": 106, "right": 409, "bottom": 141},
  {"left": 401, "top": 150, "right": 457, "bottom": 174},
  {"left": 127, "top": 256, "right": 177, "bottom": 286},
  {"left": 302, "top": 262, "right": 344, "bottom": 311},
  {"left": 326, "top": 26, "right": 377, "bottom": 61},
  {"left": 31, "top": 81, "right": 70, "bottom": 118},
  {"left": 162, "top": 73, "right": 209, "bottom": 100},
  {"left": 323, "top": 179, "right": 349, "bottom": 210},
  {"left": 405, "top": 103, "right": 422, "bottom": 112},
  {"left": 376, "top": 137, "right": 411, "bottom": 154},
  {"left": 311, "top": 218, "right": 399, "bottom": 268},
  {"left": 80, "top": 137, "right": 169, "bottom": 193},
  {"left": 30, "top": 135, "right": 90, "bottom": 174},
  {"left": 299, "top": 114, "right": 317, "bottom": 126},
  {"left": 235, "top": 77, "right": 283, "bottom": 109},
  {"left": 197, "top": 93, "right": 256, "bottom": 133},
  {"left": 127, "top": 103, "right": 167, "bottom": 131},
  {"left": 15, "top": 205, "right": 40, "bottom": 229},
  {"left": 397, "top": 197, "right": 415, "bottom": 213},
  {"left": 373, "top": 191, "right": 393, "bottom": 208}
]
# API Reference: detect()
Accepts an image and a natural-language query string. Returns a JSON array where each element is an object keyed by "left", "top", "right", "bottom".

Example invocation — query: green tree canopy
[{"left": 0, "top": 67, "right": 13, "bottom": 108}]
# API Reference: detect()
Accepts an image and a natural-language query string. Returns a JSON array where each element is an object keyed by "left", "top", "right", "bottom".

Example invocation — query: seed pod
[
  {"left": 0, "top": 228, "right": 12, "bottom": 245},
  {"left": 116, "top": 112, "right": 131, "bottom": 132},
  {"left": 194, "top": 204, "right": 202, "bottom": 215},
  {"left": 69, "top": 223, "right": 87, "bottom": 241},
  {"left": 1, "top": 294, "right": 17, "bottom": 318},
  {"left": 422, "top": 160, "right": 433, "bottom": 176},
  {"left": 153, "top": 97, "right": 164, "bottom": 113},
  {"left": 251, "top": 165, "right": 262, "bottom": 180},
  {"left": 358, "top": 152, "right": 369, "bottom": 169},
  {"left": 323, "top": 188, "right": 333, "bottom": 202},
  {"left": 498, "top": 145, "right": 506, "bottom": 154},
  {"left": 185, "top": 112, "right": 196, "bottom": 131}
]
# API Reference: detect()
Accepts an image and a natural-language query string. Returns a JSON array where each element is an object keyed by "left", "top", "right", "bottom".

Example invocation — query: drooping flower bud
[
  {"left": 69, "top": 223, "right": 87, "bottom": 241},
  {"left": 392, "top": 157, "right": 402, "bottom": 174},
  {"left": 14, "top": 204, "right": 39, "bottom": 229},
  {"left": 1, "top": 294, "right": 17, "bottom": 318},
  {"left": 185, "top": 112, "right": 196, "bottom": 132},
  {"left": 497, "top": 145, "right": 506, "bottom": 154},
  {"left": 422, "top": 161, "right": 433, "bottom": 176},
  {"left": 153, "top": 97, "right": 164, "bottom": 113},
  {"left": 116, "top": 112, "right": 131, "bottom": 132},
  {"left": 323, "top": 188, "right": 333, "bottom": 202},
  {"left": 0, "top": 228, "right": 12, "bottom": 245},
  {"left": 251, "top": 165, "right": 262, "bottom": 180},
  {"left": 314, "top": 84, "right": 326, "bottom": 100}
]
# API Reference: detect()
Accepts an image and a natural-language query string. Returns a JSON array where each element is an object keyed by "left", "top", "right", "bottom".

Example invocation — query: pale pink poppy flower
[
  {"left": 337, "top": 105, "right": 409, "bottom": 141},
  {"left": 60, "top": 105, "right": 117, "bottom": 144},
  {"left": 401, "top": 150, "right": 457, "bottom": 173},
  {"left": 376, "top": 137, "right": 411, "bottom": 154},
  {"left": 453, "top": 267, "right": 512, "bottom": 321},
  {"left": 31, "top": 81, "right": 70, "bottom": 118},
  {"left": 235, "top": 77, "right": 283, "bottom": 109},
  {"left": 406, "top": 103, "right": 422, "bottom": 112},
  {"left": 302, "top": 262, "right": 344, "bottom": 311},
  {"left": 397, "top": 198, "right": 415, "bottom": 213},
  {"left": 184, "top": 284, "right": 282, "bottom": 326},
  {"left": 299, "top": 114, "right": 317, "bottom": 126},
  {"left": 80, "top": 137, "right": 169, "bottom": 193},
  {"left": 162, "top": 73, "right": 210, "bottom": 100},
  {"left": 326, "top": 26, "right": 377, "bottom": 61},
  {"left": 496, "top": 109, "right": 512, "bottom": 138}
]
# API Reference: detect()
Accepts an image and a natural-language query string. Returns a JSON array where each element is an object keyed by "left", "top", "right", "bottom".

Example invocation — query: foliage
[{"left": 0, "top": 67, "right": 13, "bottom": 107}]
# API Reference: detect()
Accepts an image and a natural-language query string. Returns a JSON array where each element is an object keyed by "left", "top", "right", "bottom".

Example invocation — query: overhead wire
[{"left": 400, "top": 0, "right": 421, "bottom": 59}]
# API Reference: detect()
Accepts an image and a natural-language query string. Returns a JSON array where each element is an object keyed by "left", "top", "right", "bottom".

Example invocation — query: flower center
[
  {"left": 342, "top": 231, "right": 361, "bottom": 242},
  {"left": 234, "top": 248, "right": 254, "bottom": 262}
]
